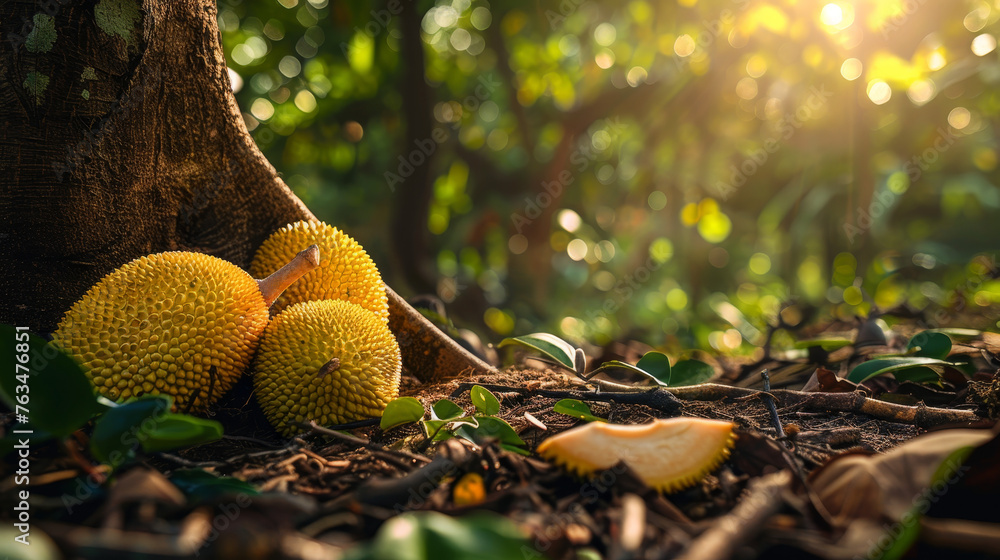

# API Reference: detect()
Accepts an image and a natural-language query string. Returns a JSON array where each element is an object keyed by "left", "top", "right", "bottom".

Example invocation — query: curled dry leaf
[
  {"left": 801, "top": 366, "right": 858, "bottom": 393},
  {"left": 809, "top": 427, "right": 996, "bottom": 557}
]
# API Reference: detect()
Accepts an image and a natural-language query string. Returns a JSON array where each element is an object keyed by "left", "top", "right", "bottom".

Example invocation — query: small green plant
[
  {"left": 552, "top": 399, "right": 606, "bottom": 422},
  {"left": 498, "top": 332, "right": 716, "bottom": 388},
  {"left": 0, "top": 325, "right": 223, "bottom": 467},
  {"left": 846, "top": 330, "right": 966, "bottom": 384},
  {"left": 343, "top": 511, "right": 540, "bottom": 560},
  {"left": 380, "top": 385, "right": 528, "bottom": 455}
]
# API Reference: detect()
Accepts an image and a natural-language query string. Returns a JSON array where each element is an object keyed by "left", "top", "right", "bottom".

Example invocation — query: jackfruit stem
[{"left": 257, "top": 244, "right": 321, "bottom": 307}]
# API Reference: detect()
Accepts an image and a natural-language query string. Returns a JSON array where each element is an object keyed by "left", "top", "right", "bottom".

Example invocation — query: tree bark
[{"left": 0, "top": 0, "right": 494, "bottom": 382}]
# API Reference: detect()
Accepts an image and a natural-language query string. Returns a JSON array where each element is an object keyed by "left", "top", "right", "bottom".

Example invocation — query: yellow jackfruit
[
  {"left": 252, "top": 299, "right": 402, "bottom": 436},
  {"left": 250, "top": 221, "right": 389, "bottom": 322},
  {"left": 53, "top": 248, "right": 319, "bottom": 411},
  {"left": 536, "top": 417, "right": 736, "bottom": 493}
]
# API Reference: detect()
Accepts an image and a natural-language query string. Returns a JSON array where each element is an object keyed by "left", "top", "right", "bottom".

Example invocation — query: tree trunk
[{"left": 0, "top": 0, "right": 494, "bottom": 381}]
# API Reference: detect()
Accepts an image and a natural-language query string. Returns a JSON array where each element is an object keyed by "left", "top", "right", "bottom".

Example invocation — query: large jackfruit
[
  {"left": 53, "top": 247, "right": 319, "bottom": 411},
  {"left": 252, "top": 299, "right": 402, "bottom": 436},
  {"left": 250, "top": 221, "right": 389, "bottom": 322}
]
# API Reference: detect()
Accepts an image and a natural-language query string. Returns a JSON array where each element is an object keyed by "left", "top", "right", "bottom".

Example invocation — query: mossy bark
[{"left": 0, "top": 0, "right": 494, "bottom": 381}]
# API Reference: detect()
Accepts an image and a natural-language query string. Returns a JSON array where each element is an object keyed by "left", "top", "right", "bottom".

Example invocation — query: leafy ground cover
[{"left": 2, "top": 316, "right": 999, "bottom": 560}]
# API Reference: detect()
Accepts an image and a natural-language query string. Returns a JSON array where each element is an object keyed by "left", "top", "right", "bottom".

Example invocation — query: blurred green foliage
[{"left": 218, "top": 0, "right": 1000, "bottom": 352}]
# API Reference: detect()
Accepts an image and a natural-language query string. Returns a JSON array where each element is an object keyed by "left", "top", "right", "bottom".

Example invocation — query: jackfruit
[
  {"left": 252, "top": 299, "right": 402, "bottom": 436},
  {"left": 250, "top": 221, "right": 389, "bottom": 322},
  {"left": 53, "top": 247, "right": 320, "bottom": 411},
  {"left": 536, "top": 417, "right": 736, "bottom": 493}
]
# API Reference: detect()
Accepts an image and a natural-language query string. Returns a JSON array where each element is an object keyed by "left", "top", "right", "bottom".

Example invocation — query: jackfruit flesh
[
  {"left": 250, "top": 221, "right": 389, "bottom": 322},
  {"left": 253, "top": 299, "right": 401, "bottom": 436},
  {"left": 536, "top": 417, "right": 736, "bottom": 493},
  {"left": 53, "top": 252, "right": 272, "bottom": 411}
]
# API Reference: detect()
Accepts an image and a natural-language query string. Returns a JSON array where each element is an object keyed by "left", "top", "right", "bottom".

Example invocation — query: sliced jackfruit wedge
[{"left": 536, "top": 417, "right": 736, "bottom": 493}]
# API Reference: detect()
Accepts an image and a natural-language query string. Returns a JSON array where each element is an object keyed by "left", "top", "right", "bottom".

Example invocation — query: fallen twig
[
  {"left": 667, "top": 384, "right": 981, "bottom": 427},
  {"left": 452, "top": 382, "right": 980, "bottom": 427},
  {"left": 450, "top": 383, "right": 682, "bottom": 415},
  {"left": 676, "top": 470, "right": 792, "bottom": 560},
  {"left": 298, "top": 420, "right": 430, "bottom": 464},
  {"left": 759, "top": 370, "right": 787, "bottom": 442}
]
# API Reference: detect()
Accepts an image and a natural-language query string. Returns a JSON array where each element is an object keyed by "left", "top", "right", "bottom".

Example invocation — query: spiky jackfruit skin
[
  {"left": 537, "top": 418, "right": 736, "bottom": 493},
  {"left": 252, "top": 299, "right": 401, "bottom": 436},
  {"left": 250, "top": 221, "right": 389, "bottom": 322},
  {"left": 53, "top": 252, "right": 270, "bottom": 412}
]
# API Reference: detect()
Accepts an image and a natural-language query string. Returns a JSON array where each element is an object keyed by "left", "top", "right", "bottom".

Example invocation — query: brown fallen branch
[
  {"left": 299, "top": 420, "right": 430, "bottom": 465},
  {"left": 452, "top": 382, "right": 980, "bottom": 427},
  {"left": 676, "top": 470, "right": 793, "bottom": 560},
  {"left": 666, "top": 384, "right": 981, "bottom": 427}
]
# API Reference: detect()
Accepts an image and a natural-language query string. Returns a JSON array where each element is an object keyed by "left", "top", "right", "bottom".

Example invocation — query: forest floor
[{"left": 5, "top": 322, "right": 1000, "bottom": 560}]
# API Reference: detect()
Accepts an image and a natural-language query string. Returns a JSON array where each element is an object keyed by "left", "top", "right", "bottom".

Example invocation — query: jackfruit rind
[
  {"left": 536, "top": 417, "right": 736, "bottom": 493},
  {"left": 251, "top": 221, "right": 389, "bottom": 322},
  {"left": 252, "top": 299, "right": 402, "bottom": 436},
  {"left": 53, "top": 252, "right": 271, "bottom": 412}
]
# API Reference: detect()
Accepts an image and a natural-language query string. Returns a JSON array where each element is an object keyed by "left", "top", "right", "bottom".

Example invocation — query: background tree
[
  {"left": 0, "top": 0, "right": 492, "bottom": 380},
  {"left": 217, "top": 0, "right": 1000, "bottom": 352}
]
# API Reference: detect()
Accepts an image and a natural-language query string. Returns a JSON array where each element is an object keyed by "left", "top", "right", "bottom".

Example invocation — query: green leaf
[
  {"left": 169, "top": 468, "right": 260, "bottom": 503},
  {"left": 431, "top": 399, "right": 465, "bottom": 421},
  {"left": 347, "top": 511, "right": 534, "bottom": 560},
  {"left": 552, "top": 398, "right": 606, "bottom": 422},
  {"left": 455, "top": 416, "right": 525, "bottom": 447},
  {"left": 793, "top": 336, "right": 854, "bottom": 350},
  {"left": 381, "top": 397, "right": 425, "bottom": 430},
  {"left": 847, "top": 357, "right": 953, "bottom": 384},
  {"left": 925, "top": 327, "right": 981, "bottom": 340},
  {"left": 470, "top": 385, "right": 500, "bottom": 416},
  {"left": 139, "top": 414, "right": 222, "bottom": 453},
  {"left": 907, "top": 332, "right": 952, "bottom": 360},
  {"left": 635, "top": 351, "right": 671, "bottom": 384},
  {"left": 90, "top": 396, "right": 171, "bottom": 465},
  {"left": 427, "top": 416, "right": 479, "bottom": 441},
  {"left": 498, "top": 332, "right": 577, "bottom": 371},
  {"left": 0, "top": 325, "right": 106, "bottom": 437},
  {"left": 669, "top": 360, "right": 716, "bottom": 386},
  {"left": 422, "top": 419, "right": 450, "bottom": 440},
  {"left": 500, "top": 443, "right": 532, "bottom": 456},
  {"left": 589, "top": 360, "right": 665, "bottom": 387},
  {"left": 892, "top": 366, "right": 943, "bottom": 384}
]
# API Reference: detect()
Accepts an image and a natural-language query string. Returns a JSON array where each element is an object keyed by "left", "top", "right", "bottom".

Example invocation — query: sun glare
[
  {"left": 840, "top": 58, "right": 862, "bottom": 81},
  {"left": 866, "top": 80, "right": 891, "bottom": 105},
  {"left": 820, "top": 3, "right": 843, "bottom": 27}
]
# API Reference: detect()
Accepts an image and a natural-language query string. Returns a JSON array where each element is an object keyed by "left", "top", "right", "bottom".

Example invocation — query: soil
[{"left": 4, "top": 332, "right": 1000, "bottom": 560}]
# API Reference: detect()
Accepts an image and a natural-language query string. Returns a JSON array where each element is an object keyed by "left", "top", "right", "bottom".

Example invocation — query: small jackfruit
[
  {"left": 252, "top": 299, "right": 402, "bottom": 436},
  {"left": 53, "top": 247, "right": 319, "bottom": 411},
  {"left": 251, "top": 221, "right": 389, "bottom": 322},
  {"left": 536, "top": 417, "right": 736, "bottom": 493}
]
